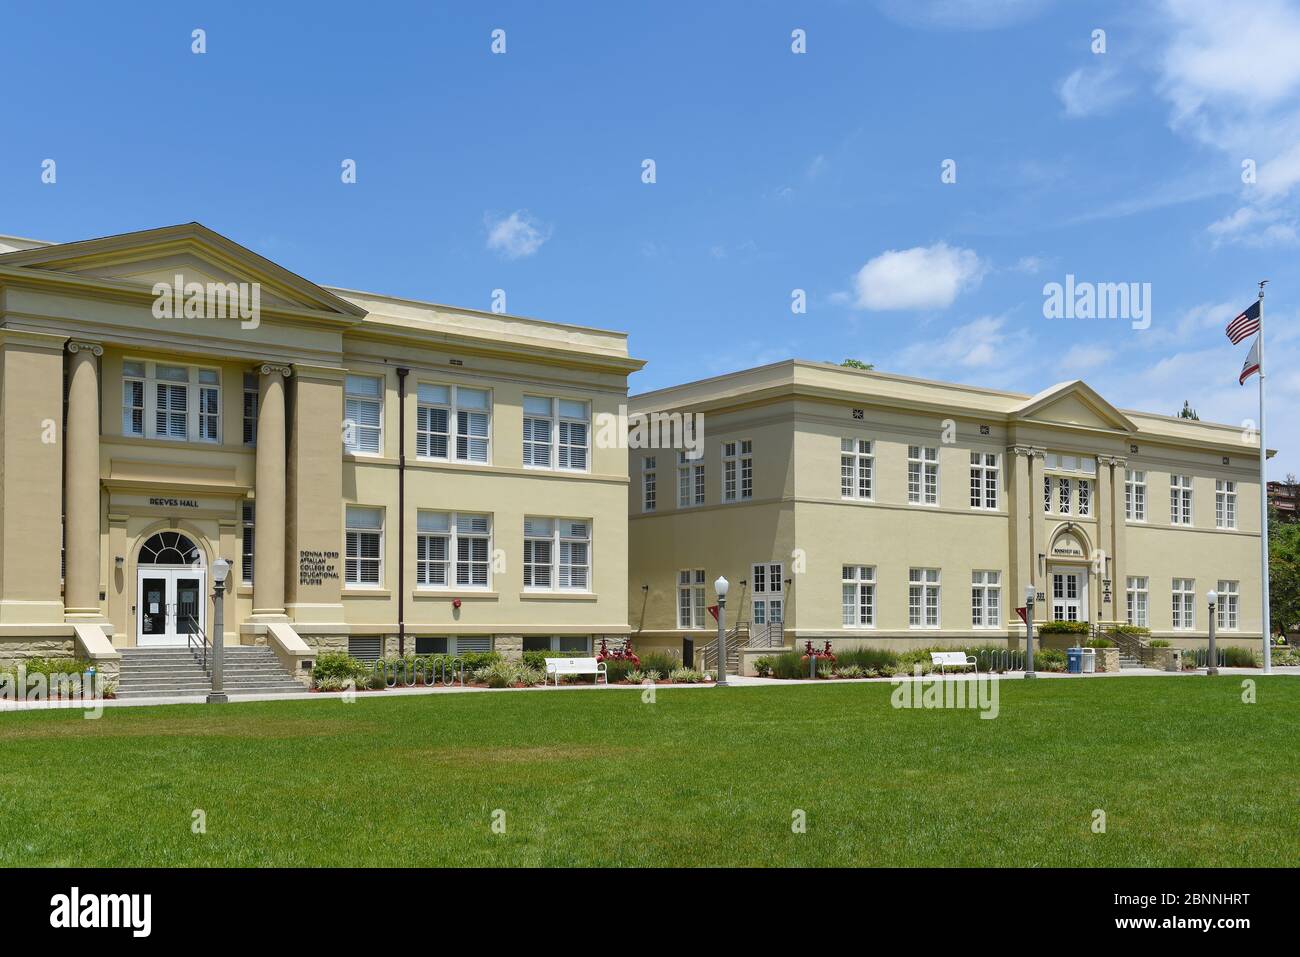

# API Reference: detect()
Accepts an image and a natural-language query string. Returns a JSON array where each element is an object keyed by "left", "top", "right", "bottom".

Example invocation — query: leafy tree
[
  {"left": 1269, "top": 507, "right": 1300, "bottom": 636},
  {"left": 1177, "top": 400, "right": 1199, "bottom": 420},
  {"left": 839, "top": 358, "right": 873, "bottom": 370}
]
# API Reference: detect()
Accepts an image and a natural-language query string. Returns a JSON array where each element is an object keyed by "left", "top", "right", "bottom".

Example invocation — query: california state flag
[{"left": 1239, "top": 337, "right": 1261, "bottom": 385}]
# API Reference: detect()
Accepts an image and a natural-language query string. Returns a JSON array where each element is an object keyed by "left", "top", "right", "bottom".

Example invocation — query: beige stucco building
[
  {"left": 0, "top": 223, "right": 642, "bottom": 673},
  {"left": 627, "top": 360, "right": 1264, "bottom": 660}
]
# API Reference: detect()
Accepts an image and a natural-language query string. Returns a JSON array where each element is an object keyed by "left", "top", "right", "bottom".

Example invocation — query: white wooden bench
[
  {"left": 930, "top": 651, "right": 978, "bottom": 675},
  {"left": 544, "top": 656, "right": 608, "bottom": 686}
]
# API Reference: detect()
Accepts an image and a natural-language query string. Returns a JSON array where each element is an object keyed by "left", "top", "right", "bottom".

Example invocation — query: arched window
[{"left": 138, "top": 531, "right": 203, "bottom": 566}]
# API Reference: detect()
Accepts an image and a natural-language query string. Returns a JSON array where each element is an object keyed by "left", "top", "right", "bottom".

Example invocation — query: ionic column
[
  {"left": 64, "top": 340, "right": 104, "bottom": 620},
  {"left": 252, "top": 364, "right": 290, "bottom": 619}
]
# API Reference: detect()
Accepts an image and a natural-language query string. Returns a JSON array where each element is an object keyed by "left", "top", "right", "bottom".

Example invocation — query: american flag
[{"left": 1225, "top": 300, "right": 1261, "bottom": 344}]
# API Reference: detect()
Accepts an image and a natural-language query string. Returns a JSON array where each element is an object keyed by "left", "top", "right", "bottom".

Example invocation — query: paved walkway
[{"left": 1, "top": 664, "right": 1295, "bottom": 712}]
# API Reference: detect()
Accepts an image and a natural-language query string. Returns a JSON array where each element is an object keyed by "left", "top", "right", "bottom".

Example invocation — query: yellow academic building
[
  {"left": 0, "top": 223, "right": 642, "bottom": 686},
  {"left": 627, "top": 360, "right": 1264, "bottom": 668}
]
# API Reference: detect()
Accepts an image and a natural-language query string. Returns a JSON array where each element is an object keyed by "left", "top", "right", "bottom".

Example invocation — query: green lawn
[{"left": 1, "top": 677, "right": 1295, "bottom": 867}]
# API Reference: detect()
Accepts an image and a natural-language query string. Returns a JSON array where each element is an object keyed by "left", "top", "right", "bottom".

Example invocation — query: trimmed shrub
[
  {"left": 752, "top": 656, "right": 775, "bottom": 677},
  {"left": 521, "top": 648, "right": 587, "bottom": 671},
  {"left": 1085, "top": 637, "right": 1116, "bottom": 648},
  {"left": 832, "top": 647, "right": 899, "bottom": 671},
  {"left": 771, "top": 651, "right": 812, "bottom": 680},
  {"left": 667, "top": 667, "right": 707, "bottom": 684},
  {"left": 1222, "top": 646, "right": 1259, "bottom": 667},
  {"left": 312, "top": 652, "right": 370, "bottom": 684},
  {"left": 1148, "top": 639, "right": 1171, "bottom": 648},
  {"left": 638, "top": 651, "right": 681, "bottom": 677},
  {"left": 1035, "top": 648, "right": 1068, "bottom": 672},
  {"left": 1039, "top": 620, "right": 1089, "bottom": 635}
]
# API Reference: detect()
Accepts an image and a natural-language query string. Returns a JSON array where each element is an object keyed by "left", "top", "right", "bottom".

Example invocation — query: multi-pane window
[
  {"left": 678, "top": 451, "right": 705, "bottom": 507},
  {"left": 841, "top": 438, "right": 873, "bottom": 499},
  {"left": 842, "top": 565, "right": 875, "bottom": 627},
  {"left": 455, "top": 387, "right": 491, "bottom": 462},
  {"left": 969, "top": 452, "right": 998, "bottom": 509},
  {"left": 1216, "top": 579, "right": 1239, "bottom": 629},
  {"left": 416, "top": 384, "right": 452, "bottom": 459},
  {"left": 1125, "top": 469, "right": 1146, "bottom": 521},
  {"left": 416, "top": 384, "right": 491, "bottom": 462},
  {"left": 122, "top": 360, "right": 220, "bottom": 443},
  {"left": 678, "top": 569, "right": 706, "bottom": 628},
  {"left": 1057, "top": 477, "right": 1072, "bottom": 514},
  {"left": 1215, "top": 480, "right": 1237, "bottom": 529},
  {"left": 344, "top": 374, "right": 383, "bottom": 454},
  {"left": 721, "top": 440, "right": 754, "bottom": 502},
  {"left": 240, "top": 502, "right": 255, "bottom": 585},
  {"left": 344, "top": 506, "right": 383, "bottom": 586},
  {"left": 908, "top": 446, "right": 938, "bottom": 505},
  {"left": 971, "top": 570, "right": 1001, "bottom": 627},
  {"left": 752, "top": 563, "right": 783, "bottom": 625},
  {"left": 1126, "top": 576, "right": 1148, "bottom": 627},
  {"left": 1044, "top": 476, "right": 1052, "bottom": 513},
  {"left": 416, "top": 512, "right": 491, "bottom": 588},
  {"left": 1172, "top": 577, "right": 1195, "bottom": 630},
  {"left": 523, "top": 396, "right": 589, "bottom": 470},
  {"left": 523, "top": 518, "right": 591, "bottom": 591},
  {"left": 642, "top": 456, "right": 657, "bottom": 512},
  {"left": 908, "top": 568, "right": 941, "bottom": 628},
  {"left": 1078, "top": 479, "right": 1091, "bottom": 516},
  {"left": 242, "top": 372, "right": 258, "bottom": 445},
  {"left": 1171, "top": 474, "right": 1194, "bottom": 525}
]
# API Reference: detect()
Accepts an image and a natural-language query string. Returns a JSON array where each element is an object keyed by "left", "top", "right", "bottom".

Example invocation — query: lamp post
[
  {"left": 1206, "top": 588, "right": 1219, "bottom": 677},
  {"left": 207, "top": 557, "right": 231, "bottom": 704},
  {"left": 714, "top": 576, "right": 729, "bottom": 686},
  {"left": 1024, "top": 584, "right": 1037, "bottom": 679}
]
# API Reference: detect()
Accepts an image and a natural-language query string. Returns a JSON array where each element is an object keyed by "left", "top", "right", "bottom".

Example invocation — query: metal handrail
[{"left": 184, "top": 615, "right": 209, "bottom": 673}]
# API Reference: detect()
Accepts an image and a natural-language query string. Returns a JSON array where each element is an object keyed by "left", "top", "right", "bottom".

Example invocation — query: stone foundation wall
[
  {"left": 1092, "top": 647, "right": 1119, "bottom": 672},
  {"left": 496, "top": 635, "right": 522, "bottom": 661},
  {"left": 0, "top": 638, "right": 78, "bottom": 665},
  {"left": 302, "top": 635, "right": 348, "bottom": 654}
]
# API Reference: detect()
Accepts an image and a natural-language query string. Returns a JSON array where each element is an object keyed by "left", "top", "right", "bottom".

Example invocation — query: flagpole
[{"left": 1258, "top": 280, "right": 1272, "bottom": 674}]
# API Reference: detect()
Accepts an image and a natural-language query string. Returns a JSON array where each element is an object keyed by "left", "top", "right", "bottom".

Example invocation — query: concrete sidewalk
[{"left": 2, "top": 664, "right": 1294, "bottom": 711}]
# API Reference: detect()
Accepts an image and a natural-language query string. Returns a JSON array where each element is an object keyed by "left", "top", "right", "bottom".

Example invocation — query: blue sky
[{"left": 3, "top": 0, "right": 1300, "bottom": 473}]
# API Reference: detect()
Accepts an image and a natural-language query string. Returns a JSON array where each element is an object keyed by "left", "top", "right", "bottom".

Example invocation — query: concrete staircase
[
  {"left": 118, "top": 646, "right": 305, "bottom": 699},
  {"left": 1118, "top": 653, "right": 1143, "bottom": 669}
]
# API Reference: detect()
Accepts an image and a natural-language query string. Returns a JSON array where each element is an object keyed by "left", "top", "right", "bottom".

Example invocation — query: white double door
[
  {"left": 1049, "top": 568, "right": 1088, "bottom": 623},
  {"left": 137, "top": 568, "right": 206, "bottom": 646}
]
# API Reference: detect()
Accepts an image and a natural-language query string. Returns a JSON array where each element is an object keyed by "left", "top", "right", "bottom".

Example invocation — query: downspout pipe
[{"left": 396, "top": 367, "right": 409, "bottom": 658}]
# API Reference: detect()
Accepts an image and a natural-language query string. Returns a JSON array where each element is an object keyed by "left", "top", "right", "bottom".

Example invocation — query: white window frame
[
  {"left": 344, "top": 374, "right": 383, "bottom": 456},
  {"left": 1215, "top": 480, "right": 1237, "bottom": 529},
  {"left": 1058, "top": 477, "right": 1072, "bottom": 515},
  {"left": 971, "top": 570, "right": 1001, "bottom": 628},
  {"left": 121, "top": 359, "right": 222, "bottom": 444},
  {"left": 417, "top": 383, "right": 491, "bottom": 464},
  {"left": 242, "top": 372, "right": 258, "bottom": 446},
  {"left": 1216, "top": 580, "right": 1239, "bottom": 630},
  {"left": 642, "top": 456, "right": 657, "bottom": 513},
  {"left": 752, "top": 562, "right": 784, "bottom": 626},
  {"left": 417, "top": 512, "right": 492, "bottom": 590},
  {"left": 1171, "top": 474, "right": 1194, "bottom": 525},
  {"left": 909, "top": 568, "right": 941, "bottom": 629},
  {"left": 1172, "top": 577, "right": 1195, "bottom": 630},
  {"left": 344, "top": 506, "right": 384, "bottom": 587},
  {"left": 416, "top": 384, "right": 452, "bottom": 461},
  {"left": 678, "top": 569, "right": 706, "bottom": 629},
  {"left": 969, "top": 452, "right": 998, "bottom": 510},
  {"left": 678, "top": 452, "right": 705, "bottom": 508},
  {"left": 842, "top": 565, "right": 875, "bottom": 628},
  {"left": 841, "top": 438, "right": 873, "bottom": 500},
  {"left": 908, "top": 446, "right": 939, "bottom": 505},
  {"left": 1126, "top": 576, "right": 1148, "bottom": 627},
  {"left": 523, "top": 396, "right": 589, "bottom": 472},
  {"left": 1078, "top": 478, "right": 1091, "bottom": 517},
  {"left": 1126, "top": 469, "right": 1146, "bottom": 521},
  {"left": 523, "top": 518, "right": 592, "bottom": 592}
]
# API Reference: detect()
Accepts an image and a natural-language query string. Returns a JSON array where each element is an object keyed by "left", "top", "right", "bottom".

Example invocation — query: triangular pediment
[
  {"left": 0, "top": 222, "right": 366, "bottom": 320},
  {"left": 1012, "top": 380, "right": 1135, "bottom": 432}
]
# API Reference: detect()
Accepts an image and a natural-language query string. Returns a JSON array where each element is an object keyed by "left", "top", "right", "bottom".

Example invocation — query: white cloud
[
  {"left": 1207, "top": 206, "right": 1298, "bottom": 247},
  {"left": 485, "top": 210, "right": 551, "bottom": 259},
  {"left": 1060, "top": 343, "right": 1114, "bottom": 374},
  {"left": 1058, "top": 64, "right": 1132, "bottom": 117},
  {"left": 897, "top": 315, "right": 1011, "bottom": 370},
  {"left": 852, "top": 242, "right": 985, "bottom": 311},
  {"left": 1012, "top": 255, "right": 1046, "bottom": 274}
]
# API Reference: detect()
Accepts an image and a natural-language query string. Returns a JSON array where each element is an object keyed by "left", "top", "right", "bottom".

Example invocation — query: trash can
[
  {"left": 1067, "top": 646, "right": 1083, "bottom": 674},
  {"left": 1080, "top": 647, "right": 1097, "bottom": 674}
]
